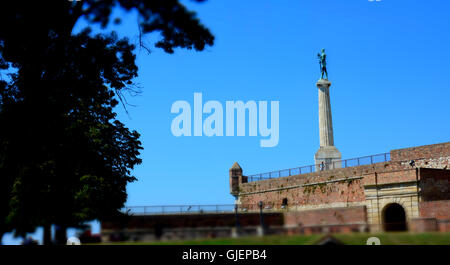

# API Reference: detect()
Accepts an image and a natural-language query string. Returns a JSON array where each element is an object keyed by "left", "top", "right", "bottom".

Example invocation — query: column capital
[{"left": 316, "top": 78, "right": 331, "bottom": 87}]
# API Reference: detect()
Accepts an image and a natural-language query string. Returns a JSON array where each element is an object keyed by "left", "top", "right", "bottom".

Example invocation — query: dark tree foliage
[{"left": 0, "top": 0, "right": 214, "bottom": 244}]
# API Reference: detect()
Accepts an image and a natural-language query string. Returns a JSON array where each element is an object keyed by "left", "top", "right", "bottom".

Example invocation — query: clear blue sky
[{"left": 4, "top": 0, "right": 450, "bottom": 244}]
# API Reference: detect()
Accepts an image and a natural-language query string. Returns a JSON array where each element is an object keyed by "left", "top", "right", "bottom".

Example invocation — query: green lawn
[
  {"left": 334, "top": 232, "right": 450, "bottom": 245},
  {"left": 101, "top": 232, "right": 450, "bottom": 245}
]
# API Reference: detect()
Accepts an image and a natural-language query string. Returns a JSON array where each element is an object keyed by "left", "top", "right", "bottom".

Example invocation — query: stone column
[{"left": 314, "top": 79, "right": 341, "bottom": 170}]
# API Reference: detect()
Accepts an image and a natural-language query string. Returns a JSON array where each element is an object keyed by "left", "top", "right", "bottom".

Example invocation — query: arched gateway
[{"left": 382, "top": 203, "right": 407, "bottom": 231}]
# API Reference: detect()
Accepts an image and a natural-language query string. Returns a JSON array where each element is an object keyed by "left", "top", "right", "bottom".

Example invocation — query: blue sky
[{"left": 4, "top": 0, "right": 450, "bottom": 244}]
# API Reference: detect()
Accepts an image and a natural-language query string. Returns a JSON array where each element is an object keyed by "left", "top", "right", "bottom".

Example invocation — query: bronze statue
[{"left": 317, "top": 48, "right": 328, "bottom": 79}]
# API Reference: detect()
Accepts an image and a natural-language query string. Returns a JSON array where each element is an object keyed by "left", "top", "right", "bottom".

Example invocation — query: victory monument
[{"left": 314, "top": 49, "right": 341, "bottom": 170}]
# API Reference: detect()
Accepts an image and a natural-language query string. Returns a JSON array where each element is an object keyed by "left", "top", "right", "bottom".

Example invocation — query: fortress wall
[
  {"left": 237, "top": 142, "right": 450, "bottom": 209},
  {"left": 102, "top": 212, "right": 284, "bottom": 231},
  {"left": 238, "top": 164, "right": 419, "bottom": 208},
  {"left": 419, "top": 168, "right": 450, "bottom": 201},
  {"left": 368, "top": 168, "right": 417, "bottom": 186},
  {"left": 391, "top": 142, "right": 450, "bottom": 168},
  {"left": 239, "top": 177, "right": 366, "bottom": 209},
  {"left": 240, "top": 163, "right": 385, "bottom": 194},
  {"left": 284, "top": 206, "right": 367, "bottom": 228},
  {"left": 414, "top": 200, "right": 450, "bottom": 232},
  {"left": 419, "top": 200, "right": 450, "bottom": 220}
]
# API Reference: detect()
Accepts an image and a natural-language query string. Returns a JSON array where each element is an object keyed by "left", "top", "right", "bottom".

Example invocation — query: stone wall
[
  {"left": 410, "top": 200, "right": 450, "bottom": 232},
  {"left": 102, "top": 212, "right": 284, "bottom": 231},
  {"left": 284, "top": 206, "right": 367, "bottom": 234},
  {"left": 238, "top": 163, "right": 384, "bottom": 208},
  {"left": 390, "top": 142, "right": 450, "bottom": 162},
  {"left": 409, "top": 218, "right": 439, "bottom": 232},
  {"left": 419, "top": 200, "right": 450, "bottom": 220},
  {"left": 362, "top": 168, "right": 420, "bottom": 231},
  {"left": 419, "top": 168, "right": 450, "bottom": 201},
  {"left": 102, "top": 212, "right": 284, "bottom": 242},
  {"left": 237, "top": 162, "right": 421, "bottom": 209},
  {"left": 391, "top": 142, "right": 450, "bottom": 170},
  {"left": 231, "top": 142, "right": 450, "bottom": 233}
]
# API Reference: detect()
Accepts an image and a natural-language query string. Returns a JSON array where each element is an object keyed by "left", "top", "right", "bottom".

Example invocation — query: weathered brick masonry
[
  {"left": 230, "top": 142, "right": 450, "bottom": 233},
  {"left": 102, "top": 212, "right": 285, "bottom": 242}
]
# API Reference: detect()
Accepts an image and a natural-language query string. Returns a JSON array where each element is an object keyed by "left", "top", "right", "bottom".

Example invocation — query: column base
[{"left": 315, "top": 146, "right": 342, "bottom": 171}]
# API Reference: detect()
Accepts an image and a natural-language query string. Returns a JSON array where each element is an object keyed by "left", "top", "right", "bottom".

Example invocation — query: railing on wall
[
  {"left": 122, "top": 205, "right": 236, "bottom": 215},
  {"left": 122, "top": 204, "right": 280, "bottom": 215},
  {"left": 246, "top": 153, "right": 390, "bottom": 182}
]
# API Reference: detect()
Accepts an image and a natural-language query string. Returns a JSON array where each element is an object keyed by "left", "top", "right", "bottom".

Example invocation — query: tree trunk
[
  {"left": 43, "top": 224, "right": 52, "bottom": 245},
  {"left": 0, "top": 231, "right": 4, "bottom": 245},
  {"left": 55, "top": 224, "right": 67, "bottom": 245}
]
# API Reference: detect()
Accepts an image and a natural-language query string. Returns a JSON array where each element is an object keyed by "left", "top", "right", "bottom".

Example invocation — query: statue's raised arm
[{"left": 318, "top": 48, "right": 328, "bottom": 79}]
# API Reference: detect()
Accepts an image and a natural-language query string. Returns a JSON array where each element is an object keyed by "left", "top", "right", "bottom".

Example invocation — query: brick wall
[
  {"left": 419, "top": 200, "right": 450, "bottom": 220},
  {"left": 102, "top": 212, "right": 284, "bottom": 231},
  {"left": 229, "top": 142, "right": 450, "bottom": 233},
  {"left": 239, "top": 178, "right": 366, "bottom": 208},
  {"left": 284, "top": 206, "right": 367, "bottom": 227},
  {"left": 413, "top": 200, "right": 450, "bottom": 232},
  {"left": 390, "top": 142, "right": 450, "bottom": 161},
  {"left": 284, "top": 206, "right": 367, "bottom": 234},
  {"left": 236, "top": 142, "right": 450, "bottom": 210},
  {"left": 438, "top": 221, "right": 450, "bottom": 232},
  {"left": 362, "top": 168, "right": 417, "bottom": 186},
  {"left": 410, "top": 218, "right": 438, "bottom": 232},
  {"left": 238, "top": 165, "right": 421, "bottom": 208},
  {"left": 418, "top": 168, "right": 450, "bottom": 201},
  {"left": 238, "top": 163, "right": 390, "bottom": 207}
]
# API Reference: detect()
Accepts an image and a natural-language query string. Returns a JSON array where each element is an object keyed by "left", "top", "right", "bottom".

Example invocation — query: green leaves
[{"left": 0, "top": 0, "right": 213, "bottom": 244}]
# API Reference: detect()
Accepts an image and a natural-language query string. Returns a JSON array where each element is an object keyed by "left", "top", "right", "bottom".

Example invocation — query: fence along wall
[{"left": 246, "top": 153, "right": 390, "bottom": 182}]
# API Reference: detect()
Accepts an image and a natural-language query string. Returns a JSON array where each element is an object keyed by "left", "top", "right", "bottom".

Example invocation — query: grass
[
  {"left": 99, "top": 232, "right": 450, "bottom": 245},
  {"left": 334, "top": 232, "right": 450, "bottom": 245}
]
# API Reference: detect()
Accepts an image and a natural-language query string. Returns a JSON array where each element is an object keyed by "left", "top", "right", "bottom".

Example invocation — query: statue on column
[{"left": 317, "top": 48, "right": 328, "bottom": 79}]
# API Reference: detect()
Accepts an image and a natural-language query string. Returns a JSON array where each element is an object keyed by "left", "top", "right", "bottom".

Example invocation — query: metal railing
[
  {"left": 122, "top": 204, "right": 236, "bottom": 215},
  {"left": 121, "top": 202, "right": 289, "bottom": 216},
  {"left": 122, "top": 203, "right": 290, "bottom": 215},
  {"left": 247, "top": 152, "right": 390, "bottom": 182}
]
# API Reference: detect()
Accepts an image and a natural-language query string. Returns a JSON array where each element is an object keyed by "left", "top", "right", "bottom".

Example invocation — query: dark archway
[{"left": 382, "top": 203, "right": 407, "bottom": 231}]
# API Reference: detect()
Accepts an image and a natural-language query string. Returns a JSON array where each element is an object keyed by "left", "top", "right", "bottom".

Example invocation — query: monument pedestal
[{"left": 315, "top": 146, "right": 341, "bottom": 170}]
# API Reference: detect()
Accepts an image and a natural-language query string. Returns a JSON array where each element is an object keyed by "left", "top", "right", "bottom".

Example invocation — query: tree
[{"left": 0, "top": 0, "right": 214, "bottom": 244}]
